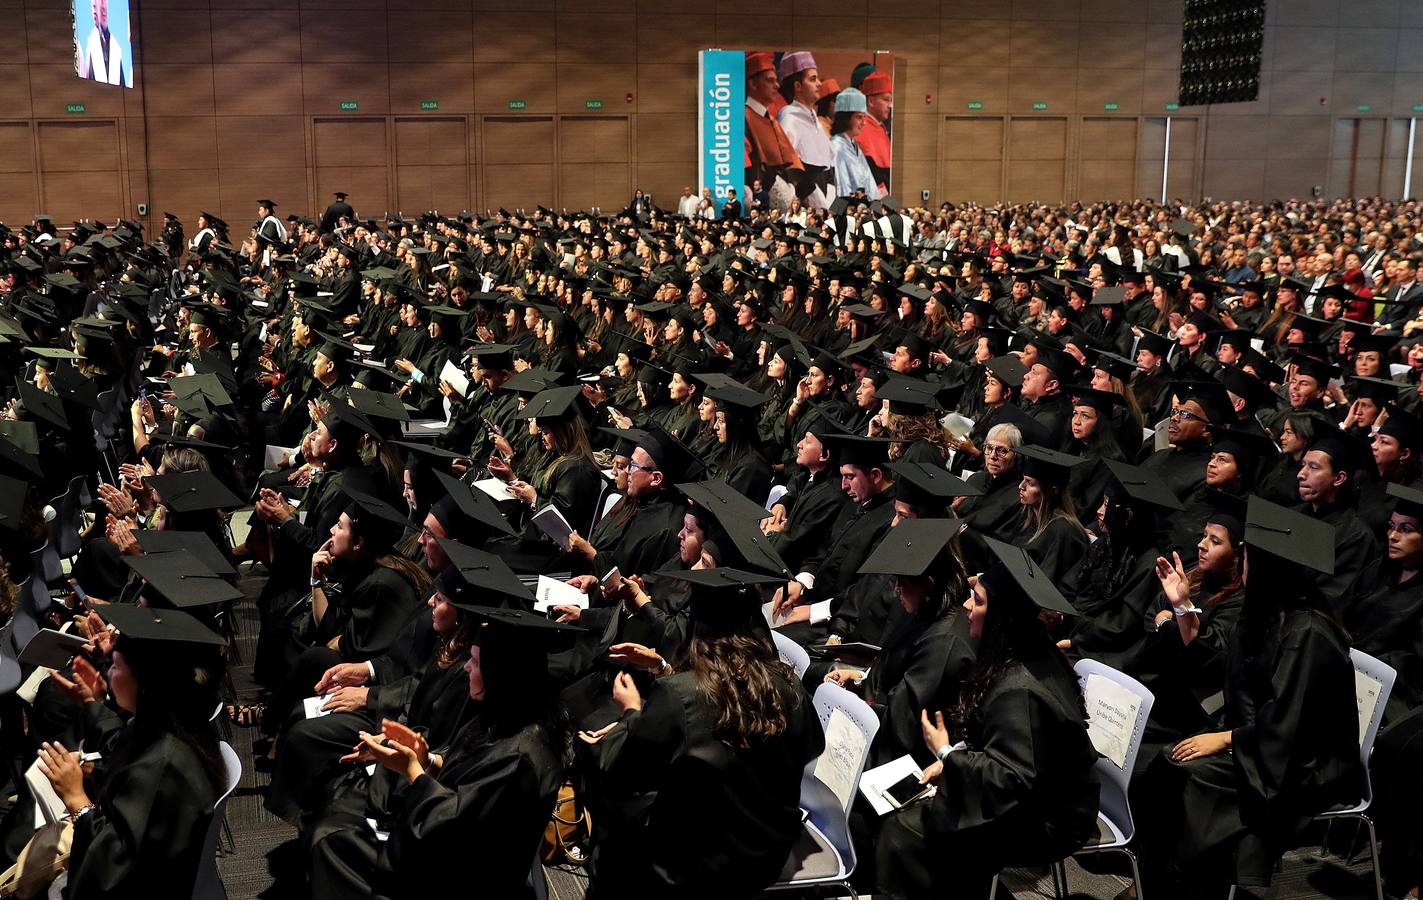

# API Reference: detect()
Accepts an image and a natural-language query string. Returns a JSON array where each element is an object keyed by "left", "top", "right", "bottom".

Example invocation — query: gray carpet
[{"left": 211, "top": 530, "right": 1386, "bottom": 899}]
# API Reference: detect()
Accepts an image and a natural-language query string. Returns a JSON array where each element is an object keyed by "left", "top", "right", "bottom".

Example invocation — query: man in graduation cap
[
  {"left": 257, "top": 200, "right": 287, "bottom": 245},
  {"left": 1140, "top": 378, "right": 1230, "bottom": 500},
  {"left": 1297, "top": 428, "right": 1382, "bottom": 619},
  {"left": 320, "top": 192, "right": 356, "bottom": 234}
]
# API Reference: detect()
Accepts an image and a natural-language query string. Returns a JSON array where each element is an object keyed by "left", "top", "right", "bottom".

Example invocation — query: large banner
[{"left": 698, "top": 50, "right": 894, "bottom": 213}]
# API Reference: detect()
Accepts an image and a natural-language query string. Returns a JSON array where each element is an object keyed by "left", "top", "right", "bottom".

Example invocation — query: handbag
[
  {"left": 540, "top": 780, "right": 591, "bottom": 867},
  {"left": 0, "top": 817, "right": 74, "bottom": 899}
]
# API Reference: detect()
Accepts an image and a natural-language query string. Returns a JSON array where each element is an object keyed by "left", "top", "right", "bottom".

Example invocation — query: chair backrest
[
  {"left": 772, "top": 631, "right": 811, "bottom": 680},
  {"left": 0, "top": 622, "right": 22, "bottom": 696},
  {"left": 798, "top": 682, "right": 879, "bottom": 877},
  {"left": 192, "top": 741, "right": 241, "bottom": 900},
  {"left": 1075, "top": 658, "right": 1155, "bottom": 843},
  {"left": 53, "top": 475, "right": 89, "bottom": 558},
  {"left": 600, "top": 490, "right": 622, "bottom": 524},
  {"left": 22, "top": 565, "right": 51, "bottom": 616},
  {"left": 765, "top": 484, "right": 789, "bottom": 511},
  {"left": 34, "top": 539, "right": 64, "bottom": 587},
  {"left": 1348, "top": 647, "right": 1397, "bottom": 806}
]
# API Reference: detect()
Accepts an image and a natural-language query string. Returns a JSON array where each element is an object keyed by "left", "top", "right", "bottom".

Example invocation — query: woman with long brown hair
[{"left": 581, "top": 569, "right": 825, "bottom": 900}]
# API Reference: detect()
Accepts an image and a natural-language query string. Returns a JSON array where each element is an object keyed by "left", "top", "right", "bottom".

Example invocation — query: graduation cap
[
  {"left": 1346, "top": 375, "right": 1400, "bottom": 404},
  {"left": 13, "top": 379, "right": 69, "bottom": 431},
  {"left": 984, "top": 355, "right": 1028, "bottom": 389},
  {"left": 1244, "top": 495, "right": 1335, "bottom": 575},
  {"left": 676, "top": 480, "right": 789, "bottom": 577},
  {"left": 516, "top": 385, "right": 583, "bottom": 423},
  {"left": 94, "top": 603, "right": 225, "bottom": 647},
  {"left": 638, "top": 426, "right": 704, "bottom": 481},
  {"left": 131, "top": 531, "right": 236, "bottom": 576},
  {"left": 341, "top": 487, "right": 415, "bottom": 548},
  {"left": 1171, "top": 378, "right": 1233, "bottom": 426},
  {"left": 1170, "top": 218, "right": 1200, "bottom": 237},
  {"left": 1135, "top": 329, "right": 1175, "bottom": 358},
  {"left": 705, "top": 383, "right": 771, "bottom": 413},
  {"left": 822, "top": 433, "right": 895, "bottom": 470},
  {"left": 1017, "top": 444, "right": 1085, "bottom": 487},
  {"left": 878, "top": 377, "right": 942, "bottom": 416},
  {"left": 887, "top": 460, "right": 980, "bottom": 511},
  {"left": 1379, "top": 403, "right": 1423, "bottom": 449},
  {"left": 435, "top": 538, "right": 536, "bottom": 605},
  {"left": 471, "top": 343, "right": 516, "bottom": 370},
  {"left": 323, "top": 397, "right": 382, "bottom": 444},
  {"left": 150, "top": 432, "right": 237, "bottom": 456},
  {"left": 859, "top": 517, "right": 963, "bottom": 578},
  {"left": 1308, "top": 427, "right": 1372, "bottom": 477},
  {"left": 348, "top": 388, "right": 412, "bottom": 425},
  {"left": 1386, "top": 482, "right": 1423, "bottom": 519},
  {"left": 1064, "top": 384, "right": 1126, "bottom": 413},
  {"left": 600, "top": 425, "right": 650, "bottom": 457},
  {"left": 652, "top": 567, "right": 786, "bottom": 630},
  {"left": 0, "top": 433, "right": 42, "bottom": 481},
  {"left": 979, "top": 536, "right": 1076, "bottom": 616},
  {"left": 146, "top": 470, "right": 244, "bottom": 513},
  {"left": 48, "top": 367, "right": 102, "bottom": 412},
  {"left": 123, "top": 550, "right": 243, "bottom": 608},
  {"left": 1289, "top": 353, "right": 1341, "bottom": 387},
  {"left": 169, "top": 373, "right": 234, "bottom": 409},
  {"left": 1103, "top": 459, "right": 1183, "bottom": 511},
  {"left": 1210, "top": 329, "right": 1255, "bottom": 356},
  {"left": 1241, "top": 348, "right": 1287, "bottom": 385},
  {"left": 1350, "top": 331, "right": 1402, "bottom": 356},
  {"left": 431, "top": 469, "right": 516, "bottom": 538},
  {"left": 1209, "top": 427, "right": 1277, "bottom": 472}
]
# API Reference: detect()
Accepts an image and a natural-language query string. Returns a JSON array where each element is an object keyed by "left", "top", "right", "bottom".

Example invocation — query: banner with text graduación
[{"left": 698, "top": 50, "right": 746, "bottom": 211}]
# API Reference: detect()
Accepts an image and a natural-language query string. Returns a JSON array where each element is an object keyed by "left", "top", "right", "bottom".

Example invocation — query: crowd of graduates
[{"left": 2, "top": 192, "right": 1423, "bottom": 899}]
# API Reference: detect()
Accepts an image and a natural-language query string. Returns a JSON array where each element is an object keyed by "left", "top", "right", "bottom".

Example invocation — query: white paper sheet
[
  {"left": 534, "top": 576, "right": 588, "bottom": 613},
  {"left": 1083, "top": 673, "right": 1142, "bottom": 769},
  {"left": 264, "top": 444, "right": 297, "bottom": 470},
  {"left": 859, "top": 753, "right": 935, "bottom": 816},
  {"left": 1392, "top": 363, "right": 1412, "bottom": 378},
  {"left": 533, "top": 505, "right": 574, "bottom": 551},
  {"left": 814, "top": 708, "right": 867, "bottom": 812},
  {"left": 439, "top": 359, "right": 470, "bottom": 398},
  {"left": 1355, "top": 668, "right": 1383, "bottom": 745},
  {"left": 471, "top": 478, "right": 515, "bottom": 502},
  {"left": 304, "top": 695, "right": 334, "bottom": 719},
  {"left": 26, "top": 758, "right": 66, "bottom": 828}
]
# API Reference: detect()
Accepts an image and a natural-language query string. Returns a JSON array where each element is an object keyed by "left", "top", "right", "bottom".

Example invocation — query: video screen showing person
[{"left": 72, "top": 0, "right": 133, "bottom": 88}]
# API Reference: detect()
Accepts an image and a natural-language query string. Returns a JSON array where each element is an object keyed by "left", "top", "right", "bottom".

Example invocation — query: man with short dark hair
[{"left": 1297, "top": 431, "right": 1381, "bottom": 618}]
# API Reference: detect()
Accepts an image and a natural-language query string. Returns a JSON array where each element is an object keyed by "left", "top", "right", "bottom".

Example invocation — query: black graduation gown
[
  {"left": 1066, "top": 542, "right": 1164, "bottom": 677},
  {"left": 720, "top": 446, "right": 772, "bottom": 505},
  {"left": 585, "top": 491, "right": 685, "bottom": 580},
  {"left": 864, "top": 607, "right": 976, "bottom": 768},
  {"left": 955, "top": 470, "right": 1022, "bottom": 570},
  {"left": 1021, "top": 393, "right": 1071, "bottom": 446},
  {"left": 1348, "top": 571, "right": 1423, "bottom": 718},
  {"left": 1138, "top": 443, "right": 1210, "bottom": 500},
  {"left": 1134, "top": 586, "right": 1244, "bottom": 742},
  {"left": 1305, "top": 502, "right": 1381, "bottom": 622},
  {"left": 64, "top": 732, "right": 219, "bottom": 899},
  {"left": 587, "top": 670, "right": 825, "bottom": 899},
  {"left": 1253, "top": 453, "right": 1302, "bottom": 506},
  {"left": 768, "top": 470, "right": 850, "bottom": 572},
  {"left": 1014, "top": 515, "right": 1090, "bottom": 585},
  {"left": 801, "top": 489, "right": 897, "bottom": 610},
  {"left": 318, "top": 563, "right": 423, "bottom": 663},
  {"left": 876, "top": 646, "right": 1100, "bottom": 900},
  {"left": 1142, "top": 610, "right": 1362, "bottom": 889}
]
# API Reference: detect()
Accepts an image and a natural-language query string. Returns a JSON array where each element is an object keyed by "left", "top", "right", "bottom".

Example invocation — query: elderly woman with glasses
[{"left": 954, "top": 422, "right": 1025, "bottom": 570}]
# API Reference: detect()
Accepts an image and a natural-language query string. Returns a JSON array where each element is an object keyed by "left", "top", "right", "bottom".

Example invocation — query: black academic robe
[
  {"left": 1021, "top": 393, "right": 1071, "bottom": 446},
  {"left": 587, "top": 670, "right": 825, "bottom": 899},
  {"left": 1138, "top": 442, "right": 1210, "bottom": 500},
  {"left": 1348, "top": 571, "right": 1423, "bottom": 718},
  {"left": 800, "top": 488, "right": 897, "bottom": 608},
  {"left": 720, "top": 446, "right": 772, "bottom": 506},
  {"left": 1143, "top": 610, "right": 1362, "bottom": 889},
  {"left": 65, "top": 731, "right": 220, "bottom": 900},
  {"left": 1014, "top": 515, "right": 1090, "bottom": 585},
  {"left": 1253, "top": 453, "right": 1303, "bottom": 507},
  {"left": 877, "top": 644, "right": 1100, "bottom": 900},
  {"left": 864, "top": 607, "right": 976, "bottom": 768},
  {"left": 955, "top": 470, "right": 1023, "bottom": 571},
  {"left": 1135, "top": 586, "right": 1244, "bottom": 742},
  {"left": 585, "top": 491, "right": 685, "bottom": 580},
  {"left": 316, "top": 563, "right": 423, "bottom": 663},
  {"left": 1305, "top": 501, "right": 1381, "bottom": 621},
  {"left": 1066, "top": 542, "right": 1164, "bottom": 677},
  {"left": 768, "top": 470, "right": 850, "bottom": 572}
]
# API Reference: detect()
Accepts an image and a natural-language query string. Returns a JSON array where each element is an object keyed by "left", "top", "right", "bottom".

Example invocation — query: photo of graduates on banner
[{"left": 745, "top": 50, "right": 894, "bottom": 210}]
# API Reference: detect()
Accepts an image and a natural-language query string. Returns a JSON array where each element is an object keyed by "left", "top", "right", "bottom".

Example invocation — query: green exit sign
[
  {"left": 585, "top": 99, "right": 603, "bottom": 110},
  {"left": 65, "top": 103, "right": 85, "bottom": 114},
  {"left": 966, "top": 100, "right": 984, "bottom": 110},
  {"left": 1165, "top": 101, "right": 1180, "bottom": 111},
  {"left": 339, "top": 100, "right": 358, "bottom": 111},
  {"left": 508, "top": 99, "right": 526, "bottom": 110},
  {"left": 1357, "top": 104, "right": 1372, "bottom": 112},
  {"left": 1414, "top": 103, "right": 1423, "bottom": 113},
  {"left": 1104, "top": 102, "right": 1119, "bottom": 111},
  {"left": 1031, "top": 101, "right": 1048, "bottom": 111},
  {"left": 420, "top": 100, "right": 438, "bottom": 111}
]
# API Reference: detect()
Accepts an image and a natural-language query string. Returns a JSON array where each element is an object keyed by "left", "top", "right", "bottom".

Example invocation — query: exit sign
[
  {"left": 967, "top": 100, "right": 984, "bottom": 110},
  {"left": 1165, "top": 101, "right": 1180, "bottom": 111},
  {"left": 1031, "top": 101, "right": 1048, "bottom": 111},
  {"left": 1104, "top": 102, "right": 1119, "bottom": 111},
  {"left": 339, "top": 100, "right": 358, "bottom": 111},
  {"left": 1357, "top": 104, "right": 1372, "bottom": 112},
  {"left": 1414, "top": 104, "right": 1423, "bottom": 112},
  {"left": 65, "top": 103, "right": 85, "bottom": 114},
  {"left": 508, "top": 99, "right": 527, "bottom": 110},
  {"left": 585, "top": 99, "right": 604, "bottom": 110},
  {"left": 420, "top": 100, "right": 438, "bottom": 110}
]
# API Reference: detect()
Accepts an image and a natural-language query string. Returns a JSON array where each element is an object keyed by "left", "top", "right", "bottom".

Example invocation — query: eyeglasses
[
  {"left": 626, "top": 461, "right": 657, "bottom": 474},
  {"left": 1169, "top": 406, "right": 1203, "bottom": 422},
  {"left": 984, "top": 445, "right": 1014, "bottom": 458}
]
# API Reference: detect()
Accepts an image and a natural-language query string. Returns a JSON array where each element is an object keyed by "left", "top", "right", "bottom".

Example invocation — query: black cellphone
[{"left": 884, "top": 773, "right": 929, "bottom": 809}]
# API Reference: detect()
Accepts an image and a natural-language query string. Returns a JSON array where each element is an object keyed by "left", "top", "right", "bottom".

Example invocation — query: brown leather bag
[{"left": 540, "top": 780, "right": 591, "bottom": 867}]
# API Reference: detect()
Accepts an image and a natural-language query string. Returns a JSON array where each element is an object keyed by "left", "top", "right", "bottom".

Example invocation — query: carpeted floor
[{"left": 212, "top": 514, "right": 1388, "bottom": 899}]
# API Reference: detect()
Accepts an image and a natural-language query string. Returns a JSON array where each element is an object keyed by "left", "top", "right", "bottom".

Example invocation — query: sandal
[{"left": 226, "top": 702, "right": 264, "bottom": 729}]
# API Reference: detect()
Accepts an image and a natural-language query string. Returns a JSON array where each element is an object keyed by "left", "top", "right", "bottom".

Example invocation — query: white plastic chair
[
  {"left": 767, "top": 682, "right": 879, "bottom": 898},
  {"left": 765, "top": 484, "right": 789, "bottom": 511},
  {"left": 600, "top": 491, "right": 622, "bottom": 523},
  {"left": 772, "top": 631, "right": 811, "bottom": 680},
  {"left": 1065, "top": 659, "right": 1156, "bottom": 899},
  {"left": 191, "top": 741, "right": 242, "bottom": 900}
]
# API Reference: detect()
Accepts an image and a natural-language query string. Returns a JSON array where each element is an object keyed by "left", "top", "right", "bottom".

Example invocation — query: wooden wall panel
[
  {"left": 313, "top": 118, "right": 389, "bottom": 168},
  {"left": 40, "top": 172, "right": 122, "bottom": 224},
  {"left": 482, "top": 117, "right": 556, "bottom": 210},
  {"left": 940, "top": 117, "right": 1003, "bottom": 204},
  {"left": 395, "top": 118, "right": 468, "bottom": 168},
  {"left": 395, "top": 165, "right": 471, "bottom": 217},
  {"left": 1006, "top": 117, "right": 1066, "bottom": 202},
  {"left": 12, "top": 0, "right": 1423, "bottom": 228},
  {"left": 0, "top": 173, "right": 39, "bottom": 226},
  {"left": 38, "top": 121, "right": 119, "bottom": 172},
  {"left": 214, "top": 168, "right": 307, "bottom": 225},
  {"left": 0, "top": 123, "right": 35, "bottom": 174},
  {"left": 1078, "top": 117, "right": 1137, "bottom": 201},
  {"left": 559, "top": 117, "right": 628, "bottom": 165}
]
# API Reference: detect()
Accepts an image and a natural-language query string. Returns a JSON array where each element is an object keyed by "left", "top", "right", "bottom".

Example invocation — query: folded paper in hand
[
  {"left": 534, "top": 575, "right": 588, "bottom": 612},
  {"left": 439, "top": 359, "right": 470, "bottom": 398},
  {"left": 533, "top": 505, "right": 574, "bottom": 551},
  {"left": 17, "top": 629, "right": 87, "bottom": 669}
]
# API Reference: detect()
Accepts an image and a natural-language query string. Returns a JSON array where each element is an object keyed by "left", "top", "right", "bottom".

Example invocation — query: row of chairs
[{"left": 768, "top": 632, "right": 1397, "bottom": 900}]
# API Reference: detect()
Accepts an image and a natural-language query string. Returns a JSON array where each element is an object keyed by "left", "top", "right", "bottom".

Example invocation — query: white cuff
[
  {"left": 808, "top": 599, "right": 833, "bottom": 625},
  {"left": 795, "top": 572, "right": 815, "bottom": 591},
  {"left": 365, "top": 661, "right": 377, "bottom": 682}
]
